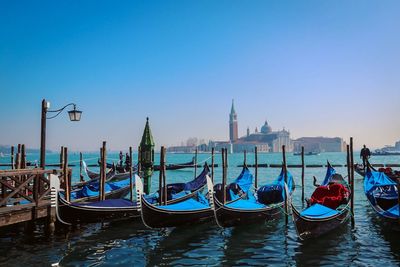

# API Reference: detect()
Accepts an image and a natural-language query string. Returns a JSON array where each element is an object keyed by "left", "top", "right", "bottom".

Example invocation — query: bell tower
[{"left": 229, "top": 99, "right": 238, "bottom": 142}]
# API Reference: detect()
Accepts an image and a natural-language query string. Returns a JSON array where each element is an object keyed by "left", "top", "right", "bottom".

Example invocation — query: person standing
[
  {"left": 119, "top": 151, "right": 124, "bottom": 167},
  {"left": 360, "top": 145, "right": 371, "bottom": 169}
]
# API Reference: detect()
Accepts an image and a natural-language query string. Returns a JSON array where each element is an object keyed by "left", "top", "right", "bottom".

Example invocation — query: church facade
[{"left": 209, "top": 101, "right": 293, "bottom": 153}]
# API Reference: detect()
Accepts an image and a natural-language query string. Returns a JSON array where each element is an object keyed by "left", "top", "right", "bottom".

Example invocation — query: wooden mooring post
[
  {"left": 129, "top": 146, "right": 133, "bottom": 201},
  {"left": 194, "top": 148, "right": 198, "bottom": 180},
  {"left": 163, "top": 147, "right": 167, "bottom": 205},
  {"left": 350, "top": 137, "right": 355, "bottom": 228},
  {"left": 222, "top": 148, "right": 226, "bottom": 204},
  {"left": 254, "top": 146, "right": 258, "bottom": 190},
  {"left": 100, "top": 141, "right": 107, "bottom": 201},
  {"left": 159, "top": 147, "right": 165, "bottom": 205},
  {"left": 346, "top": 145, "right": 351, "bottom": 185},
  {"left": 282, "top": 145, "right": 288, "bottom": 226},
  {"left": 243, "top": 150, "right": 247, "bottom": 167},
  {"left": 301, "top": 146, "right": 305, "bottom": 203},
  {"left": 63, "top": 147, "right": 70, "bottom": 202},
  {"left": 79, "top": 152, "right": 84, "bottom": 182},
  {"left": 10, "top": 146, "right": 15, "bottom": 169},
  {"left": 211, "top": 147, "right": 215, "bottom": 182}
]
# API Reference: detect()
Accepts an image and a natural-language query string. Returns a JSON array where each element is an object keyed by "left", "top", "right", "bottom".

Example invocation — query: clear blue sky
[{"left": 1, "top": 0, "right": 399, "bottom": 151}]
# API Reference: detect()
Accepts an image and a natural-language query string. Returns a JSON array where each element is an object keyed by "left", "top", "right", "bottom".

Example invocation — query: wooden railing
[{"left": 0, "top": 168, "right": 62, "bottom": 207}]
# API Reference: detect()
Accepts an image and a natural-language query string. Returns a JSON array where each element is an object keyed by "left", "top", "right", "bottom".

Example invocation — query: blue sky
[{"left": 1, "top": 0, "right": 399, "bottom": 151}]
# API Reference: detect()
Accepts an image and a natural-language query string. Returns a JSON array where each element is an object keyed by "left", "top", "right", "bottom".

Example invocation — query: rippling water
[{"left": 0, "top": 152, "right": 399, "bottom": 266}]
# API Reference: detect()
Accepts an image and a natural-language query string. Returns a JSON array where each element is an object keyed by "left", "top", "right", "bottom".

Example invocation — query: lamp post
[
  {"left": 40, "top": 99, "right": 82, "bottom": 169},
  {"left": 139, "top": 117, "right": 155, "bottom": 194}
]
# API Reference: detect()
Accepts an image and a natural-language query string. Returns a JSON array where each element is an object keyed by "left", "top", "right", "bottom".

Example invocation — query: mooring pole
[
  {"left": 79, "top": 152, "right": 84, "bottom": 182},
  {"left": 397, "top": 178, "right": 400, "bottom": 225},
  {"left": 60, "top": 146, "right": 64, "bottom": 169},
  {"left": 16, "top": 144, "right": 21, "bottom": 169},
  {"left": 282, "top": 145, "right": 288, "bottom": 226},
  {"left": 129, "top": 146, "right": 133, "bottom": 201},
  {"left": 137, "top": 146, "right": 142, "bottom": 176},
  {"left": 350, "top": 137, "right": 355, "bottom": 228},
  {"left": 346, "top": 144, "right": 351, "bottom": 185},
  {"left": 243, "top": 150, "right": 247, "bottom": 167},
  {"left": 21, "top": 144, "right": 26, "bottom": 169},
  {"left": 222, "top": 148, "right": 226, "bottom": 204},
  {"left": 194, "top": 148, "right": 198, "bottom": 179},
  {"left": 301, "top": 146, "right": 305, "bottom": 203},
  {"left": 255, "top": 146, "right": 258, "bottom": 190},
  {"left": 163, "top": 147, "right": 167, "bottom": 205},
  {"left": 102, "top": 141, "right": 107, "bottom": 201},
  {"left": 63, "top": 147, "right": 70, "bottom": 202},
  {"left": 159, "top": 147, "right": 164, "bottom": 206},
  {"left": 211, "top": 147, "right": 215, "bottom": 182},
  {"left": 10, "top": 146, "right": 14, "bottom": 169}
]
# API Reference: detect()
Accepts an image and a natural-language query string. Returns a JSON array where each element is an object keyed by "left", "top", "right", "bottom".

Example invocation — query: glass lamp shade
[{"left": 68, "top": 109, "right": 82, "bottom": 121}]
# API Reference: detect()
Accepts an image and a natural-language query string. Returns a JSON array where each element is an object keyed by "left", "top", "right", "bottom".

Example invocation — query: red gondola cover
[{"left": 310, "top": 183, "right": 349, "bottom": 209}]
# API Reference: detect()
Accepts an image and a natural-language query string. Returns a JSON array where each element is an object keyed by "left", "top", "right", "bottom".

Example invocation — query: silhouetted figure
[
  {"left": 360, "top": 145, "right": 371, "bottom": 170},
  {"left": 119, "top": 151, "right": 124, "bottom": 167},
  {"left": 125, "top": 153, "right": 131, "bottom": 171}
]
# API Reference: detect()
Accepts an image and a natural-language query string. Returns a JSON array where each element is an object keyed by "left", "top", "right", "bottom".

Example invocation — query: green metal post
[{"left": 139, "top": 117, "right": 155, "bottom": 194}]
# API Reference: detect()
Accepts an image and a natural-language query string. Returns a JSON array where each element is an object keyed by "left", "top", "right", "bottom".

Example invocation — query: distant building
[
  {"left": 209, "top": 101, "right": 292, "bottom": 153},
  {"left": 229, "top": 100, "right": 238, "bottom": 142},
  {"left": 293, "top": 137, "right": 346, "bottom": 153}
]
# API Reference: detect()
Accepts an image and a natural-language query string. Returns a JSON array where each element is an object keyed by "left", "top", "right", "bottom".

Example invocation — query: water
[{"left": 0, "top": 152, "right": 399, "bottom": 266}]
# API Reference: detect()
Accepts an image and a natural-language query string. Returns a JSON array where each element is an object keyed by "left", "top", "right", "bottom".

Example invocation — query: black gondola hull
[
  {"left": 58, "top": 196, "right": 140, "bottom": 224},
  {"left": 140, "top": 196, "right": 214, "bottom": 228},
  {"left": 214, "top": 199, "right": 283, "bottom": 227},
  {"left": 291, "top": 204, "right": 350, "bottom": 240}
]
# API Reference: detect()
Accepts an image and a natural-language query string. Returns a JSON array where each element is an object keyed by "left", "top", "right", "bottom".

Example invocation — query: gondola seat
[
  {"left": 300, "top": 203, "right": 339, "bottom": 218},
  {"left": 257, "top": 184, "right": 284, "bottom": 205},
  {"left": 310, "top": 183, "right": 349, "bottom": 209},
  {"left": 72, "top": 198, "right": 135, "bottom": 207}
]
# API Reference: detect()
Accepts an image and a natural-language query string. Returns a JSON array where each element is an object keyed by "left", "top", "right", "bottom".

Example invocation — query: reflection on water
[{"left": 0, "top": 152, "right": 399, "bottom": 266}]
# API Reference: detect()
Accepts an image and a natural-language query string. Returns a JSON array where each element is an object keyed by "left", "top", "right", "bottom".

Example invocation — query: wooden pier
[{"left": 0, "top": 168, "right": 64, "bottom": 228}]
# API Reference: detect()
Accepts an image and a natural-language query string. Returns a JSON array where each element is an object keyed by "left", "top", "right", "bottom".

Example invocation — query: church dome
[{"left": 261, "top": 120, "right": 272, "bottom": 134}]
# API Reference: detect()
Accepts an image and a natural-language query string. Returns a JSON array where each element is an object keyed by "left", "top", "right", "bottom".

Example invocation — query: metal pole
[
  {"left": 350, "top": 137, "right": 355, "bottom": 227},
  {"left": 282, "top": 145, "right": 288, "bottom": 225},
  {"left": 129, "top": 146, "right": 133, "bottom": 201},
  {"left": 255, "top": 146, "right": 258, "bottom": 190},
  {"left": 40, "top": 99, "right": 47, "bottom": 169},
  {"left": 301, "top": 146, "right": 305, "bottom": 203},
  {"left": 211, "top": 147, "right": 215, "bottom": 182}
]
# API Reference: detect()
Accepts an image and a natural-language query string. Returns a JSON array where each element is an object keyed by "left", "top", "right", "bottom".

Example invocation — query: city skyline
[{"left": 1, "top": 1, "right": 400, "bottom": 150}]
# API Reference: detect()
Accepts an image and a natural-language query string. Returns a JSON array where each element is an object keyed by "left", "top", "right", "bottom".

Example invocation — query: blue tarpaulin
[{"left": 300, "top": 203, "right": 339, "bottom": 218}]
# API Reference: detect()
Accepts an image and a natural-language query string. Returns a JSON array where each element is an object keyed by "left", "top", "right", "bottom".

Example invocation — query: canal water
[{"left": 0, "top": 152, "right": 399, "bottom": 266}]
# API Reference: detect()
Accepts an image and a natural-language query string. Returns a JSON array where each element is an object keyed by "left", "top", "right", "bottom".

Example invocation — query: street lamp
[{"left": 40, "top": 99, "right": 82, "bottom": 169}]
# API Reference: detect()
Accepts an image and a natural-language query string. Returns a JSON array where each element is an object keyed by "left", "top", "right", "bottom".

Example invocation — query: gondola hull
[
  {"left": 214, "top": 199, "right": 283, "bottom": 227},
  {"left": 140, "top": 196, "right": 214, "bottom": 228},
  {"left": 291, "top": 204, "right": 350, "bottom": 240},
  {"left": 58, "top": 196, "right": 140, "bottom": 224}
]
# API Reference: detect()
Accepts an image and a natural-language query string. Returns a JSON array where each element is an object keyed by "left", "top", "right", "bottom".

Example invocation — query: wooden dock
[{"left": 0, "top": 168, "right": 63, "bottom": 228}]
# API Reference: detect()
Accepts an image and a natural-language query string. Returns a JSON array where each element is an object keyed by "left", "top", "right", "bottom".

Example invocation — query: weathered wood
[
  {"left": 163, "top": 147, "right": 167, "bottom": 205},
  {"left": 10, "top": 146, "right": 15, "bottom": 170},
  {"left": 243, "top": 150, "right": 247, "bottom": 167},
  {"left": 282, "top": 145, "right": 288, "bottom": 225},
  {"left": 254, "top": 147, "right": 258, "bottom": 189},
  {"left": 0, "top": 169, "right": 56, "bottom": 176},
  {"left": 63, "top": 147, "right": 70, "bottom": 202},
  {"left": 80, "top": 152, "right": 84, "bottom": 182},
  {"left": 301, "top": 146, "right": 305, "bottom": 203},
  {"left": 0, "top": 176, "right": 35, "bottom": 206},
  {"left": 129, "top": 146, "right": 133, "bottom": 201},
  {"left": 0, "top": 201, "right": 50, "bottom": 228},
  {"left": 100, "top": 141, "right": 107, "bottom": 201},
  {"left": 159, "top": 147, "right": 164, "bottom": 206},
  {"left": 350, "top": 138, "right": 355, "bottom": 227},
  {"left": 222, "top": 148, "right": 226, "bottom": 204},
  {"left": 194, "top": 148, "right": 198, "bottom": 180},
  {"left": 346, "top": 145, "right": 351, "bottom": 185},
  {"left": 211, "top": 147, "right": 215, "bottom": 182}
]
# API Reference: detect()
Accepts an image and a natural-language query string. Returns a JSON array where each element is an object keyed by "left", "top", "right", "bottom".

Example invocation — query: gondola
[
  {"left": 83, "top": 161, "right": 115, "bottom": 180},
  {"left": 135, "top": 174, "right": 215, "bottom": 228},
  {"left": 364, "top": 167, "right": 399, "bottom": 222},
  {"left": 50, "top": 175, "right": 140, "bottom": 225},
  {"left": 291, "top": 163, "right": 351, "bottom": 240},
  {"left": 52, "top": 164, "right": 210, "bottom": 225},
  {"left": 210, "top": 166, "right": 295, "bottom": 227},
  {"left": 68, "top": 177, "right": 132, "bottom": 203},
  {"left": 355, "top": 162, "right": 400, "bottom": 181}
]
